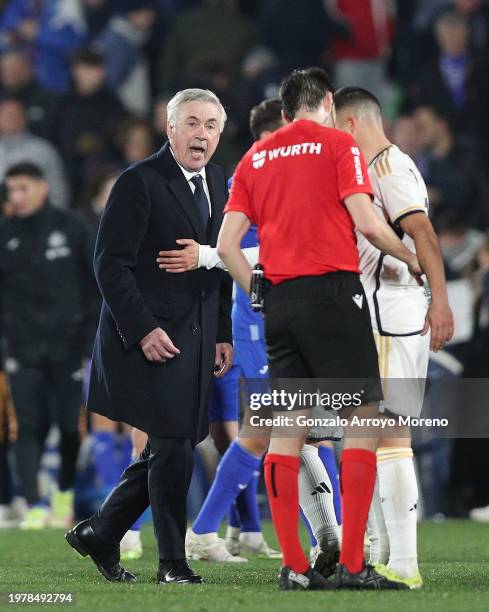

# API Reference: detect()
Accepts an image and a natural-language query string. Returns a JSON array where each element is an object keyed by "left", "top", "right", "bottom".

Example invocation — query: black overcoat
[{"left": 87, "top": 143, "right": 232, "bottom": 442}]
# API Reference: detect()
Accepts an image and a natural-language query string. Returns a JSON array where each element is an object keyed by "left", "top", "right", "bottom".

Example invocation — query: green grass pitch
[{"left": 0, "top": 520, "right": 488, "bottom": 611}]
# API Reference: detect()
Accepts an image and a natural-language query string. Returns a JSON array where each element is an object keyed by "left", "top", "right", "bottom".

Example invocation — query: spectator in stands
[
  {"left": 95, "top": 0, "right": 156, "bottom": 116},
  {"left": 241, "top": 45, "right": 281, "bottom": 106},
  {"left": 0, "top": 98, "right": 70, "bottom": 208},
  {"left": 115, "top": 117, "right": 156, "bottom": 167},
  {"left": 158, "top": 0, "right": 255, "bottom": 92},
  {"left": 414, "top": 105, "right": 483, "bottom": 228},
  {"left": 79, "top": 166, "right": 118, "bottom": 234},
  {"left": 82, "top": 0, "right": 112, "bottom": 39},
  {"left": 454, "top": 0, "right": 489, "bottom": 54},
  {"left": 258, "top": 0, "right": 339, "bottom": 75},
  {"left": 407, "top": 9, "right": 488, "bottom": 146},
  {"left": 152, "top": 92, "right": 171, "bottom": 147},
  {"left": 390, "top": 114, "right": 422, "bottom": 159},
  {"left": 54, "top": 48, "right": 126, "bottom": 196},
  {"left": 0, "top": 48, "right": 59, "bottom": 139},
  {"left": 330, "top": 0, "right": 395, "bottom": 104},
  {"left": 0, "top": 0, "right": 87, "bottom": 92}
]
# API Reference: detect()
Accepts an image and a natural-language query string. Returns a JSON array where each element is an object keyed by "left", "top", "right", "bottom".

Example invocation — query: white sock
[
  {"left": 367, "top": 475, "right": 389, "bottom": 565},
  {"left": 299, "top": 444, "right": 339, "bottom": 552},
  {"left": 377, "top": 447, "right": 419, "bottom": 578}
]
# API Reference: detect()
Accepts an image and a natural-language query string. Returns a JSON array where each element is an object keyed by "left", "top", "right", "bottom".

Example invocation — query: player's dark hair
[
  {"left": 249, "top": 98, "right": 283, "bottom": 141},
  {"left": 5, "top": 162, "right": 44, "bottom": 180},
  {"left": 334, "top": 87, "right": 382, "bottom": 116},
  {"left": 280, "top": 67, "right": 333, "bottom": 120}
]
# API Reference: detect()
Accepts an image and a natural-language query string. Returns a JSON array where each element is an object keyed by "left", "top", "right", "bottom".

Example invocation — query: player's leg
[
  {"left": 370, "top": 333, "right": 428, "bottom": 589},
  {"left": 298, "top": 441, "right": 340, "bottom": 577},
  {"left": 188, "top": 370, "right": 250, "bottom": 562},
  {"left": 374, "top": 431, "right": 421, "bottom": 587},
  {"left": 231, "top": 338, "right": 280, "bottom": 559},
  {"left": 10, "top": 363, "right": 51, "bottom": 529},
  {"left": 50, "top": 357, "right": 84, "bottom": 528},
  {"left": 120, "top": 425, "right": 146, "bottom": 561},
  {"left": 90, "top": 413, "right": 120, "bottom": 490},
  {"left": 318, "top": 441, "right": 342, "bottom": 523}
]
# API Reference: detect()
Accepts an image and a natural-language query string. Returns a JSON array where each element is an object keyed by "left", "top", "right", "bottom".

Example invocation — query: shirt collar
[{"left": 170, "top": 145, "right": 207, "bottom": 184}]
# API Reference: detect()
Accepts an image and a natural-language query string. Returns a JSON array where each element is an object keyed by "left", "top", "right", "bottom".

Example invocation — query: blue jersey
[{"left": 228, "top": 176, "right": 264, "bottom": 341}]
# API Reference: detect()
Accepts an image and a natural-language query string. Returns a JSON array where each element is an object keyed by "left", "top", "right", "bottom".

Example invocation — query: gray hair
[{"left": 167, "top": 88, "right": 227, "bottom": 132}]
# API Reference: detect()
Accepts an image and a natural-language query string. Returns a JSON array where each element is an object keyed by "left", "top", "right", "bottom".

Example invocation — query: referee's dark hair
[
  {"left": 334, "top": 87, "right": 382, "bottom": 118},
  {"left": 249, "top": 98, "right": 283, "bottom": 141},
  {"left": 280, "top": 67, "right": 333, "bottom": 121},
  {"left": 5, "top": 162, "right": 45, "bottom": 180}
]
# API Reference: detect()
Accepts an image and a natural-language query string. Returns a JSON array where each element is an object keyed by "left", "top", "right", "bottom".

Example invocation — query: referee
[{"left": 217, "top": 68, "right": 421, "bottom": 591}]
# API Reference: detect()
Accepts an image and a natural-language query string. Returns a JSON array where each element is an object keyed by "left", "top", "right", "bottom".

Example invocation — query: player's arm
[
  {"left": 217, "top": 211, "right": 252, "bottom": 293},
  {"left": 344, "top": 193, "right": 422, "bottom": 278},
  {"left": 156, "top": 242, "right": 259, "bottom": 272},
  {"left": 198, "top": 245, "right": 259, "bottom": 270},
  {"left": 399, "top": 213, "right": 453, "bottom": 351}
]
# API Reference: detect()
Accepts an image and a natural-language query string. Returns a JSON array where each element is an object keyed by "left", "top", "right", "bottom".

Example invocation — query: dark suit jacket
[{"left": 87, "top": 142, "right": 232, "bottom": 442}]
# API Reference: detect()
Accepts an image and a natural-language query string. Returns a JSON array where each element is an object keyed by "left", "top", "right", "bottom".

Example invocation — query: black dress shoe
[
  {"left": 157, "top": 560, "right": 203, "bottom": 584},
  {"left": 65, "top": 519, "right": 136, "bottom": 583}
]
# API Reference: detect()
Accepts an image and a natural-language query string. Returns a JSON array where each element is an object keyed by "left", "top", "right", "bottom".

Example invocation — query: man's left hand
[
  {"left": 157, "top": 239, "right": 199, "bottom": 273},
  {"left": 214, "top": 342, "right": 233, "bottom": 378}
]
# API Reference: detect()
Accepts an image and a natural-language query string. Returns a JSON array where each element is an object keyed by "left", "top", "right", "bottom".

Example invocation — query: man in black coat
[{"left": 66, "top": 89, "right": 233, "bottom": 585}]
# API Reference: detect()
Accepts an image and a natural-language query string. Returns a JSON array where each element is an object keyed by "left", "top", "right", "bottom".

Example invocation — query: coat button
[{"left": 190, "top": 323, "right": 198, "bottom": 333}]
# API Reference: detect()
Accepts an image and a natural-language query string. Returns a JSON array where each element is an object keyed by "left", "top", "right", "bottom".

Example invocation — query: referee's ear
[
  {"left": 323, "top": 92, "right": 334, "bottom": 116},
  {"left": 282, "top": 110, "right": 293, "bottom": 124}
]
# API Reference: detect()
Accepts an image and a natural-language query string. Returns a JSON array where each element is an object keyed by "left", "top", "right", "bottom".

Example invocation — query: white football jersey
[{"left": 358, "top": 145, "right": 429, "bottom": 335}]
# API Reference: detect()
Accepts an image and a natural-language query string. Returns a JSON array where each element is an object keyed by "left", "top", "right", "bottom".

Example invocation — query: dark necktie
[{"left": 191, "top": 175, "right": 210, "bottom": 228}]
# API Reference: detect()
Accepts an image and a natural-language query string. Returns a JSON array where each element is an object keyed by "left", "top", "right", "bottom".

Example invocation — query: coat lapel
[{"left": 156, "top": 143, "right": 206, "bottom": 242}]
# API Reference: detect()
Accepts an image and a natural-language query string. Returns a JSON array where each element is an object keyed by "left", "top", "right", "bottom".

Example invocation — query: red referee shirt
[{"left": 224, "top": 119, "right": 374, "bottom": 285}]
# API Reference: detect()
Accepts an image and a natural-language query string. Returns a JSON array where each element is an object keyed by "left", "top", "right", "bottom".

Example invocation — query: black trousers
[
  {"left": 91, "top": 436, "right": 194, "bottom": 562},
  {"left": 9, "top": 357, "right": 83, "bottom": 504}
]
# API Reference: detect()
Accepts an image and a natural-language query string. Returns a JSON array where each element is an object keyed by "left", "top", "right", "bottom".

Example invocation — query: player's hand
[
  {"left": 156, "top": 239, "right": 199, "bottom": 273},
  {"left": 214, "top": 342, "right": 233, "bottom": 378},
  {"left": 407, "top": 255, "right": 424, "bottom": 286},
  {"left": 131, "top": 427, "right": 148, "bottom": 459},
  {"left": 421, "top": 298, "right": 454, "bottom": 352},
  {"left": 140, "top": 328, "right": 180, "bottom": 363}
]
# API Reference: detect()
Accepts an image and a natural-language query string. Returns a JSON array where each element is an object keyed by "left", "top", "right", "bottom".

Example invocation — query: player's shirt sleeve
[
  {"left": 376, "top": 163, "right": 428, "bottom": 226},
  {"left": 335, "top": 133, "right": 374, "bottom": 202},
  {"left": 224, "top": 157, "right": 255, "bottom": 222}
]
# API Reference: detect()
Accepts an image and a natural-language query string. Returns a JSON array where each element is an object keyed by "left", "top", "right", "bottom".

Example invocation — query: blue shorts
[{"left": 208, "top": 338, "right": 268, "bottom": 423}]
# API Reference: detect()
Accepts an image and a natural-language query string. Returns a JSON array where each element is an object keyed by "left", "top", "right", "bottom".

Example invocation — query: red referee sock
[
  {"left": 264, "top": 453, "right": 309, "bottom": 574},
  {"left": 339, "top": 448, "right": 377, "bottom": 574}
]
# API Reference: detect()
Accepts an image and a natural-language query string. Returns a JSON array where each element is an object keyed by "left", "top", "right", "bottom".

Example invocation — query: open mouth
[{"left": 190, "top": 145, "right": 206, "bottom": 155}]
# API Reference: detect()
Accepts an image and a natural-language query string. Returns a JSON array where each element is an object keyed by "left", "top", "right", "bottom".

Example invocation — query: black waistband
[{"left": 265, "top": 271, "right": 359, "bottom": 302}]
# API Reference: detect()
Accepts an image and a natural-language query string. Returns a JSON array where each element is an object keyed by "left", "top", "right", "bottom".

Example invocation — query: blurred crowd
[{"left": 0, "top": 0, "right": 489, "bottom": 527}]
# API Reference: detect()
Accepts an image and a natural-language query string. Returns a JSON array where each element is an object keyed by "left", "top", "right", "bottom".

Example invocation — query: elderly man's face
[{"left": 167, "top": 101, "right": 222, "bottom": 172}]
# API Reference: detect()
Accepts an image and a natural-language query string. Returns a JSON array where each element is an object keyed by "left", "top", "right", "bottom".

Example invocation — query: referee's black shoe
[
  {"left": 314, "top": 548, "right": 340, "bottom": 579},
  {"left": 335, "top": 563, "right": 408, "bottom": 590},
  {"left": 65, "top": 520, "right": 136, "bottom": 583},
  {"left": 279, "top": 566, "right": 336, "bottom": 590}
]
